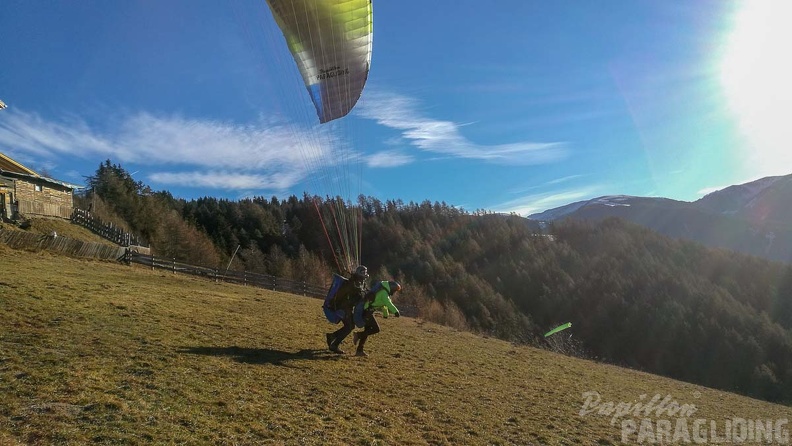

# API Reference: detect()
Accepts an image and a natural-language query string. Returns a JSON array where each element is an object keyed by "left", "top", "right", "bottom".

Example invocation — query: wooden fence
[
  {"left": 0, "top": 230, "right": 417, "bottom": 315},
  {"left": 124, "top": 250, "right": 328, "bottom": 298},
  {"left": 18, "top": 201, "right": 72, "bottom": 219},
  {"left": 124, "top": 251, "right": 419, "bottom": 314},
  {"left": 0, "top": 229, "right": 127, "bottom": 260},
  {"left": 0, "top": 229, "right": 325, "bottom": 298},
  {"left": 71, "top": 208, "right": 146, "bottom": 247}
]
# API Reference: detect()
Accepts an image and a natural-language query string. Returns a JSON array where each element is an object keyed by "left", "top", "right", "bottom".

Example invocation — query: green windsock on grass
[{"left": 544, "top": 322, "right": 572, "bottom": 337}]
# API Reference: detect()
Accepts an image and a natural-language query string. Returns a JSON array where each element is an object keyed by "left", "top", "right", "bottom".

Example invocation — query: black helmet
[
  {"left": 353, "top": 265, "right": 369, "bottom": 279},
  {"left": 387, "top": 281, "right": 402, "bottom": 294}
]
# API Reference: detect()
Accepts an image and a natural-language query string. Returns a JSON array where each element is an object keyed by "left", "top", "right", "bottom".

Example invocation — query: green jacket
[{"left": 364, "top": 281, "right": 399, "bottom": 318}]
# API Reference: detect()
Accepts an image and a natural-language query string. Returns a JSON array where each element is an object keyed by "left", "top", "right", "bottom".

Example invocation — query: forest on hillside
[{"left": 78, "top": 160, "right": 792, "bottom": 404}]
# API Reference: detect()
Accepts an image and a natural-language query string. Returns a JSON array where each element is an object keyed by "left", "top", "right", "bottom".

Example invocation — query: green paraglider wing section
[
  {"left": 544, "top": 322, "right": 572, "bottom": 338},
  {"left": 265, "top": 0, "right": 373, "bottom": 123}
]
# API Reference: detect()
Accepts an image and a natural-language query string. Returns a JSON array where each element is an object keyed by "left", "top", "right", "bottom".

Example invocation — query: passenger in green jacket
[{"left": 352, "top": 280, "right": 401, "bottom": 357}]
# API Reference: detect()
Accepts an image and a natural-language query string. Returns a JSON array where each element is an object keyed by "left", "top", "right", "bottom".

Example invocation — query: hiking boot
[
  {"left": 355, "top": 349, "right": 368, "bottom": 357},
  {"left": 352, "top": 332, "right": 361, "bottom": 345},
  {"left": 330, "top": 344, "right": 345, "bottom": 354},
  {"left": 325, "top": 333, "right": 335, "bottom": 349}
]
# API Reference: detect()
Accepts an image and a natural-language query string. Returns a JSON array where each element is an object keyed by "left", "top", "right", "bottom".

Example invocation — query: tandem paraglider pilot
[
  {"left": 323, "top": 266, "right": 369, "bottom": 354},
  {"left": 352, "top": 280, "right": 401, "bottom": 357}
]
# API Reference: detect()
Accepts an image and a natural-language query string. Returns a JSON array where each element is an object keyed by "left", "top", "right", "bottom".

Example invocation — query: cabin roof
[{"left": 0, "top": 152, "right": 83, "bottom": 190}]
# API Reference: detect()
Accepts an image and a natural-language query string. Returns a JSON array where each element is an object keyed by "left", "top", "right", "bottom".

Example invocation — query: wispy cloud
[
  {"left": 546, "top": 174, "right": 584, "bottom": 186},
  {"left": 64, "top": 170, "right": 83, "bottom": 181},
  {"left": 148, "top": 170, "right": 304, "bottom": 190},
  {"left": 366, "top": 150, "right": 414, "bottom": 168},
  {"left": 507, "top": 174, "right": 587, "bottom": 195},
  {"left": 0, "top": 109, "right": 343, "bottom": 192},
  {"left": 491, "top": 187, "right": 601, "bottom": 216},
  {"left": 357, "top": 91, "right": 568, "bottom": 165}
]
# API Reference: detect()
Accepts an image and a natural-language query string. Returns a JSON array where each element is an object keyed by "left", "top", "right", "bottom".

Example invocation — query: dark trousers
[
  {"left": 331, "top": 310, "right": 354, "bottom": 346},
  {"left": 357, "top": 311, "right": 380, "bottom": 350}
]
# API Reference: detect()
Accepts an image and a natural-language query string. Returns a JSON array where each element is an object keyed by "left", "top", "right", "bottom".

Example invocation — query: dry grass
[{"left": 1, "top": 244, "right": 790, "bottom": 445}]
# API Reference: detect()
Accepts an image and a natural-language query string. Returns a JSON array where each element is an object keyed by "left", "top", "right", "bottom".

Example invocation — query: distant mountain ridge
[{"left": 528, "top": 174, "right": 792, "bottom": 263}]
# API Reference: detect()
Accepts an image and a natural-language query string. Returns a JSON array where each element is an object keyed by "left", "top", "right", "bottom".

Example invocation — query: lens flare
[{"left": 721, "top": 0, "right": 792, "bottom": 175}]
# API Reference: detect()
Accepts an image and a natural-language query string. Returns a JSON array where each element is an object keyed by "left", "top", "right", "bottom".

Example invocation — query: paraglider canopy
[
  {"left": 264, "top": 0, "right": 373, "bottom": 123},
  {"left": 261, "top": 0, "right": 374, "bottom": 273}
]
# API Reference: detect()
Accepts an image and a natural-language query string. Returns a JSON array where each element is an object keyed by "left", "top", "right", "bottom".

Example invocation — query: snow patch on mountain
[
  {"left": 592, "top": 195, "right": 633, "bottom": 207},
  {"left": 528, "top": 195, "right": 635, "bottom": 220}
]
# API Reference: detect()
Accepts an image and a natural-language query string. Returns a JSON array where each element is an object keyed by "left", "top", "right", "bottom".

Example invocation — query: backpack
[{"left": 322, "top": 274, "right": 348, "bottom": 324}]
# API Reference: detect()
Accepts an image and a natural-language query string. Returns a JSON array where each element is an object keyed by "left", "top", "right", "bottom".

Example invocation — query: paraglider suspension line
[
  {"left": 313, "top": 197, "right": 342, "bottom": 273},
  {"left": 330, "top": 198, "right": 349, "bottom": 271}
]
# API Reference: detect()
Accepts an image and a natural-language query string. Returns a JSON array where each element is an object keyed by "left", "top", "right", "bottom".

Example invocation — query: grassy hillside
[{"left": 1, "top": 245, "right": 790, "bottom": 445}]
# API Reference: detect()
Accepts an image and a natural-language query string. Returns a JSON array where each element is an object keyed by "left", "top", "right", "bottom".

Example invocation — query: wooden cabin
[{"left": 0, "top": 152, "right": 80, "bottom": 220}]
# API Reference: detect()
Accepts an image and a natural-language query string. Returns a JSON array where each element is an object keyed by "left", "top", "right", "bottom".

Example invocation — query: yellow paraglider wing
[{"left": 265, "top": 0, "right": 373, "bottom": 123}]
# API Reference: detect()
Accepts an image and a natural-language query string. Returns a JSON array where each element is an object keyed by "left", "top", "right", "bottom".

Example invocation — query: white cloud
[
  {"left": 0, "top": 109, "right": 346, "bottom": 192},
  {"left": 64, "top": 170, "right": 83, "bottom": 180},
  {"left": 0, "top": 112, "right": 114, "bottom": 157},
  {"left": 546, "top": 174, "right": 584, "bottom": 185},
  {"left": 357, "top": 90, "right": 568, "bottom": 164},
  {"left": 507, "top": 174, "right": 587, "bottom": 195},
  {"left": 366, "top": 150, "right": 414, "bottom": 168},
  {"left": 148, "top": 170, "right": 304, "bottom": 190},
  {"left": 113, "top": 113, "right": 327, "bottom": 170}
]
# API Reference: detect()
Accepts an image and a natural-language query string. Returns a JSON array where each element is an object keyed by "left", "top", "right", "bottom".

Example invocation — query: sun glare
[{"left": 721, "top": 0, "right": 792, "bottom": 176}]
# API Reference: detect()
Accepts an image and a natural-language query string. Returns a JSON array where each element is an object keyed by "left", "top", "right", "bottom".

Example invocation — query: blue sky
[{"left": 1, "top": 0, "right": 789, "bottom": 215}]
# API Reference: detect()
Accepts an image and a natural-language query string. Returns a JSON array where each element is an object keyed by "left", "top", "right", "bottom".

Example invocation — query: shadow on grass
[{"left": 177, "top": 346, "right": 339, "bottom": 367}]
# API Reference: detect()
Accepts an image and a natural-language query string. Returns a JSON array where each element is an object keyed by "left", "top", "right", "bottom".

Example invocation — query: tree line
[{"left": 79, "top": 160, "right": 792, "bottom": 404}]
